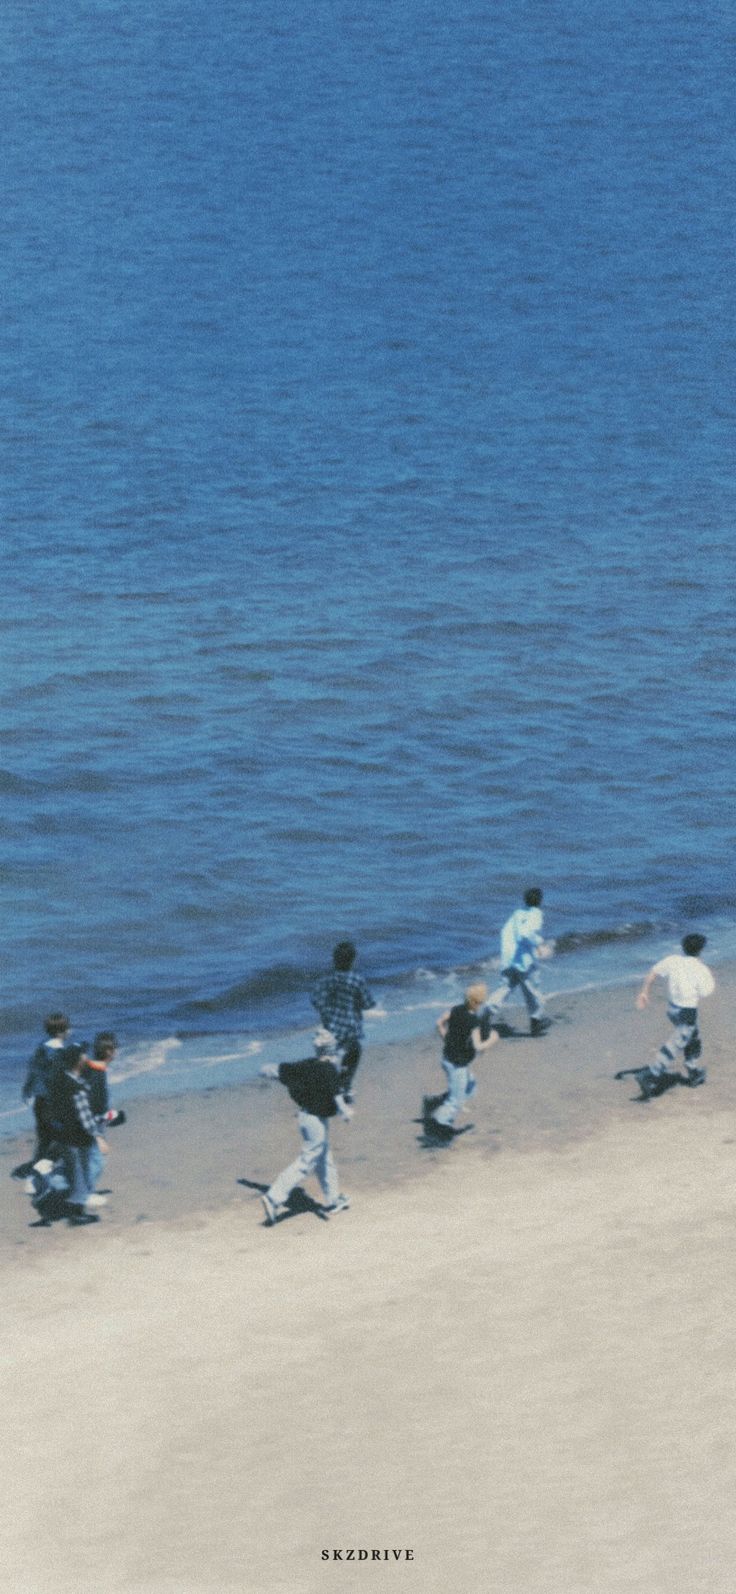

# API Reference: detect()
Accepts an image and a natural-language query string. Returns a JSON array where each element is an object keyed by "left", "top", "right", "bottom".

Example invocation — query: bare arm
[
  {"left": 636, "top": 969, "right": 659, "bottom": 1010},
  {"left": 436, "top": 1009, "right": 451, "bottom": 1039},
  {"left": 471, "top": 1025, "right": 499, "bottom": 1054}
]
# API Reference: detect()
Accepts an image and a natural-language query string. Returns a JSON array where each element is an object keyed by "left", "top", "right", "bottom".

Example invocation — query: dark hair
[
  {"left": 682, "top": 933, "right": 706, "bottom": 957},
  {"left": 44, "top": 1012, "right": 70, "bottom": 1038},
  {"left": 61, "top": 1042, "right": 85, "bottom": 1070},
  {"left": 333, "top": 940, "right": 357, "bottom": 971},
  {"left": 93, "top": 1031, "right": 117, "bottom": 1060},
  {"left": 524, "top": 888, "right": 543, "bottom": 908}
]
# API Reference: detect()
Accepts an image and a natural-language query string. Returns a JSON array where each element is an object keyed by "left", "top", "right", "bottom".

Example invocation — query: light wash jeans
[
  {"left": 62, "top": 1144, "right": 96, "bottom": 1206},
  {"left": 433, "top": 1061, "right": 476, "bottom": 1127},
  {"left": 652, "top": 1004, "right": 701, "bottom": 1077},
  {"left": 87, "top": 1140, "right": 106, "bottom": 1192},
  {"left": 487, "top": 964, "right": 544, "bottom": 1021},
  {"left": 268, "top": 1111, "right": 339, "bottom": 1206}
]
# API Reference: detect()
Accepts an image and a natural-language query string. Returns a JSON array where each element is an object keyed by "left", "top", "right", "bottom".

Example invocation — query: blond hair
[{"left": 465, "top": 982, "right": 488, "bottom": 1011}]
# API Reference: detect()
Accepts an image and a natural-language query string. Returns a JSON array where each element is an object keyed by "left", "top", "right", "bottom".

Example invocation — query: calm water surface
[{"left": 1, "top": 0, "right": 735, "bottom": 1110}]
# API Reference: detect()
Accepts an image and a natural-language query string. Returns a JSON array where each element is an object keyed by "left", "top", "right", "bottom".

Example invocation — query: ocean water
[{"left": 2, "top": 0, "right": 735, "bottom": 1123}]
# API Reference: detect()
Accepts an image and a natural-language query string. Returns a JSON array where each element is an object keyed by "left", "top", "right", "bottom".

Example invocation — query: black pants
[
  {"left": 32, "top": 1097, "right": 57, "bottom": 1162},
  {"left": 339, "top": 1040, "right": 362, "bottom": 1093}
]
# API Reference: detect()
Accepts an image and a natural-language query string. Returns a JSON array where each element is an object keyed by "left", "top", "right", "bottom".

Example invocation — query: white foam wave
[{"left": 109, "top": 1036, "right": 183, "bottom": 1084}]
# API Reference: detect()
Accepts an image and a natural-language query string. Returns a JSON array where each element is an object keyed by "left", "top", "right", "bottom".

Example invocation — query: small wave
[
  {"left": 553, "top": 922, "right": 663, "bottom": 955},
  {"left": 110, "top": 1036, "right": 182, "bottom": 1085},
  {"left": 181, "top": 964, "right": 315, "bottom": 1014},
  {"left": 0, "top": 770, "right": 38, "bottom": 795},
  {"left": 159, "top": 1041, "right": 264, "bottom": 1071},
  {"left": 676, "top": 892, "right": 736, "bottom": 918},
  {"left": 0, "top": 1003, "right": 45, "bottom": 1035}
]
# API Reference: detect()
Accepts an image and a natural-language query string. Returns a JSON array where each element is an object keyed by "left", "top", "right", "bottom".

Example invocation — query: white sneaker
[
  {"left": 85, "top": 1193, "right": 108, "bottom": 1209},
  {"left": 325, "top": 1194, "right": 350, "bottom": 1214},
  {"left": 260, "top": 1192, "right": 284, "bottom": 1226}
]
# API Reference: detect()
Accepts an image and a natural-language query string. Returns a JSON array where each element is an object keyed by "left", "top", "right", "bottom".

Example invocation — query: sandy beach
[{"left": 2, "top": 974, "right": 735, "bottom": 1594}]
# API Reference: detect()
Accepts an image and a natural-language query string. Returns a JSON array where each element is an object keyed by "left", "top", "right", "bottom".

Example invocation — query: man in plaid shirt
[
  {"left": 310, "top": 941, "right": 381, "bottom": 1097},
  {"left": 47, "top": 1043, "right": 109, "bottom": 1226}
]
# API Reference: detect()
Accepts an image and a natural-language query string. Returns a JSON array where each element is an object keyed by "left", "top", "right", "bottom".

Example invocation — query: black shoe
[
  {"left": 422, "top": 1093, "right": 448, "bottom": 1118},
  {"left": 684, "top": 1067, "right": 706, "bottom": 1088},
  {"left": 632, "top": 1067, "right": 661, "bottom": 1100},
  {"left": 530, "top": 1017, "right": 551, "bottom": 1037},
  {"left": 68, "top": 1212, "right": 100, "bottom": 1226},
  {"left": 423, "top": 1119, "right": 455, "bottom": 1143}
]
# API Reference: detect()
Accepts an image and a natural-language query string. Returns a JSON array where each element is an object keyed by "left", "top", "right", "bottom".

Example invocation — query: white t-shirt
[{"left": 652, "top": 954, "right": 715, "bottom": 1008}]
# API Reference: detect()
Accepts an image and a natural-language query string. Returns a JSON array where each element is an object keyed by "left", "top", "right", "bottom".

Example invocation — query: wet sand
[{"left": 2, "top": 974, "right": 735, "bottom": 1592}]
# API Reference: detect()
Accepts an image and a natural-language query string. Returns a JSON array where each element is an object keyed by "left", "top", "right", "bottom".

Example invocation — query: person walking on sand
[
  {"left": 310, "top": 940, "right": 383, "bottom": 1098},
  {"left": 20, "top": 1011, "right": 71, "bottom": 1166},
  {"left": 46, "top": 1043, "right": 109, "bottom": 1225},
  {"left": 622, "top": 933, "right": 715, "bottom": 1100},
  {"left": 82, "top": 1032, "right": 126, "bottom": 1207},
  {"left": 258, "top": 1029, "right": 354, "bottom": 1224},
  {"left": 424, "top": 982, "right": 498, "bottom": 1141},
  {"left": 486, "top": 889, "right": 554, "bottom": 1036}
]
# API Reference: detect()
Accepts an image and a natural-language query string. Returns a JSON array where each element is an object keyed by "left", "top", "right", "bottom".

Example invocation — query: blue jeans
[
  {"left": 87, "top": 1140, "right": 106, "bottom": 1192},
  {"left": 433, "top": 1061, "right": 476, "bottom": 1127},
  {"left": 62, "top": 1144, "right": 96, "bottom": 1207},
  {"left": 268, "top": 1111, "right": 339, "bottom": 1206},
  {"left": 487, "top": 965, "right": 544, "bottom": 1021},
  {"left": 653, "top": 1005, "right": 701, "bottom": 1077}
]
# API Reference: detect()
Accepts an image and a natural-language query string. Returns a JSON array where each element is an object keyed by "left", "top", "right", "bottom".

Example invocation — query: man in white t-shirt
[{"left": 622, "top": 933, "right": 715, "bottom": 1099}]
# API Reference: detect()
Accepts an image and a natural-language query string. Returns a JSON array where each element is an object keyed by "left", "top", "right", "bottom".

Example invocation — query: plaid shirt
[
  {"left": 71, "top": 1078, "right": 99, "bottom": 1142},
  {"left": 310, "top": 970, "right": 376, "bottom": 1045}
]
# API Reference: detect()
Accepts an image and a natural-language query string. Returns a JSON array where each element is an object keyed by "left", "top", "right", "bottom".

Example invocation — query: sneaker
[
  {"left": 684, "top": 1067, "right": 706, "bottom": 1088},
  {"left": 68, "top": 1211, "right": 100, "bottom": 1226},
  {"left": 11, "top": 1161, "right": 35, "bottom": 1180},
  {"left": 325, "top": 1194, "right": 350, "bottom": 1214},
  {"left": 85, "top": 1193, "right": 108, "bottom": 1209},
  {"left": 530, "top": 1017, "right": 551, "bottom": 1037},
  {"left": 260, "top": 1192, "right": 283, "bottom": 1226}
]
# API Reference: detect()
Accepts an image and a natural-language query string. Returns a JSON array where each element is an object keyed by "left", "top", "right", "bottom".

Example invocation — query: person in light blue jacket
[{"left": 486, "top": 889, "right": 554, "bottom": 1036}]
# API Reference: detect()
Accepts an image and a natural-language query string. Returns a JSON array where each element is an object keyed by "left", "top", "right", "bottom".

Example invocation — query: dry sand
[{"left": 2, "top": 976, "right": 735, "bottom": 1593}]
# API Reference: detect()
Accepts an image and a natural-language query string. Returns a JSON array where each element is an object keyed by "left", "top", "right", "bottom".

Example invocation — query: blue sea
[{"left": 2, "top": 0, "right": 735, "bottom": 1127}]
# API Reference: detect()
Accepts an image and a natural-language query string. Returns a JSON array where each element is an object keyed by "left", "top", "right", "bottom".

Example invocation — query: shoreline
[
  {"left": 2, "top": 967, "right": 735, "bottom": 1592},
  {"left": 3, "top": 970, "right": 734, "bottom": 1250},
  {"left": 3, "top": 927, "right": 736, "bottom": 1123}
]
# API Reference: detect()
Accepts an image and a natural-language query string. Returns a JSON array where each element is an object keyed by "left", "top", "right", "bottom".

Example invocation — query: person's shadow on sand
[
  {"left": 237, "top": 1178, "right": 330, "bottom": 1223},
  {"left": 28, "top": 1193, "right": 75, "bottom": 1228}
]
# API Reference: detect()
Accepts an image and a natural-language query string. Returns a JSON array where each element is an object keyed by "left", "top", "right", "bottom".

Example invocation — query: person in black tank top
[{"left": 424, "top": 983, "right": 498, "bottom": 1139}]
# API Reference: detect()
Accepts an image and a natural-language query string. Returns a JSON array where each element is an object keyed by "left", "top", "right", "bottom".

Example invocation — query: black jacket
[
  {"left": 47, "top": 1069, "right": 97, "bottom": 1147},
  {"left": 277, "top": 1058, "right": 344, "bottom": 1117}
]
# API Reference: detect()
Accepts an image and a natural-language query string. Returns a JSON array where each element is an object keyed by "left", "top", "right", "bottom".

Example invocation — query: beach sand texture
[{"left": 2, "top": 978, "right": 735, "bottom": 1594}]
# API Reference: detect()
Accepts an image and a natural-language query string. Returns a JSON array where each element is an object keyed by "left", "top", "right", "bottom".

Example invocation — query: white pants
[
  {"left": 269, "top": 1111, "right": 339, "bottom": 1206},
  {"left": 433, "top": 1061, "right": 476, "bottom": 1127}
]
